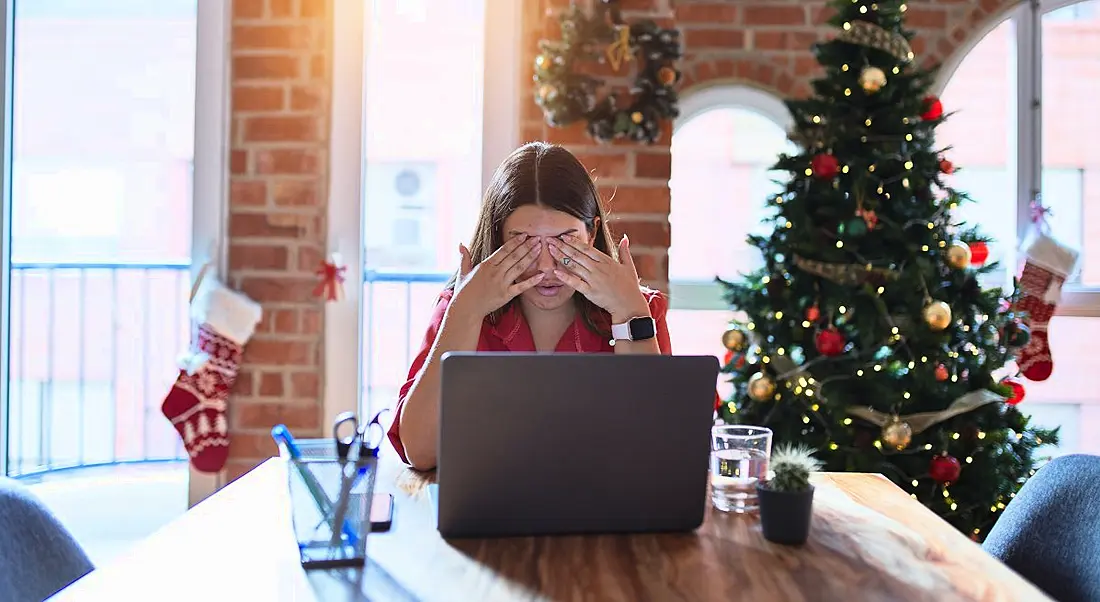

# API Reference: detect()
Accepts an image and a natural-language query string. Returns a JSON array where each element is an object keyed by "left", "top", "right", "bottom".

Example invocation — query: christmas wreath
[{"left": 533, "top": 0, "right": 683, "bottom": 145}]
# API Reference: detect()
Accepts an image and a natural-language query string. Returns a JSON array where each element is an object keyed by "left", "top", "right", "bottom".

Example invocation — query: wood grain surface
[{"left": 54, "top": 454, "right": 1053, "bottom": 602}]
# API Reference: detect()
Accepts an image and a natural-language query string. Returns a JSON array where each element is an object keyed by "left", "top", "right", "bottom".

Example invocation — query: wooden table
[{"left": 53, "top": 454, "right": 1052, "bottom": 602}]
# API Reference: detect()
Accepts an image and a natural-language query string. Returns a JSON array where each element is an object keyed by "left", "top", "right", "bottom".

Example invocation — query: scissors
[
  {"left": 327, "top": 409, "right": 389, "bottom": 551},
  {"left": 332, "top": 409, "right": 388, "bottom": 462}
]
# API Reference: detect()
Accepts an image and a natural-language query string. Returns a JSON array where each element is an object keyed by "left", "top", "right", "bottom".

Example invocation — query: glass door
[{"left": 2, "top": 0, "right": 200, "bottom": 478}]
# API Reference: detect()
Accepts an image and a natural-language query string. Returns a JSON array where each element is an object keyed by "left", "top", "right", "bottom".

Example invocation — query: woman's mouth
[{"left": 535, "top": 283, "right": 564, "bottom": 297}]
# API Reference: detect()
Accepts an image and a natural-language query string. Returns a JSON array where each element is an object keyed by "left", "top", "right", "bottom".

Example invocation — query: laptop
[{"left": 433, "top": 352, "right": 719, "bottom": 538}]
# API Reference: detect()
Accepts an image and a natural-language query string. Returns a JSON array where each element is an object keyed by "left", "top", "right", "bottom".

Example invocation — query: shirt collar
[{"left": 490, "top": 300, "right": 609, "bottom": 352}]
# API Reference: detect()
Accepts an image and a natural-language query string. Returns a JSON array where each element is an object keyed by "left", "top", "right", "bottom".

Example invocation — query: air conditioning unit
[{"left": 364, "top": 161, "right": 438, "bottom": 270}]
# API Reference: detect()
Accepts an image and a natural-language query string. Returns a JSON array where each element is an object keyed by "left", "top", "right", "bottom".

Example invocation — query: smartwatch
[{"left": 611, "top": 316, "right": 657, "bottom": 342}]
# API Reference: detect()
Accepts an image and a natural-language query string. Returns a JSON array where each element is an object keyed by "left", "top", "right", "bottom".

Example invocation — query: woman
[{"left": 387, "top": 142, "right": 672, "bottom": 470}]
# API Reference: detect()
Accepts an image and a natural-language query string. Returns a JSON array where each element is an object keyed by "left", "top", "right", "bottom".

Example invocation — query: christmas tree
[{"left": 717, "top": 0, "right": 1058, "bottom": 542}]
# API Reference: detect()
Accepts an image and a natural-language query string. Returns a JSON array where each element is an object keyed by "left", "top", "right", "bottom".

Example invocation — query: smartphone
[{"left": 370, "top": 493, "right": 394, "bottom": 532}]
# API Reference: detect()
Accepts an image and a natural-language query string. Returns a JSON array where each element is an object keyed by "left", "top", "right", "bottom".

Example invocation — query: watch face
[{"left": 629, "top": 317, "right": 656, "bottom": 340}]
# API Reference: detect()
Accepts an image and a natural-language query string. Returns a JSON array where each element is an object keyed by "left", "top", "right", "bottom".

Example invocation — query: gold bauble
[
  {"left": 945, "top": 241, "right": 972, "bottom": 270},
  {"left": 535, "top": 54, "right": 547, "bottom": 69},
  {"left": 538, "top": 84, "right": 557, "bottom": 100},
  {"left": 631, "top": 111, "right": 644, "bottom": 124},
  {"left": 882, "top": 416, "right": 913, "bottom": 450},
  {"left": 923, "top": 300, "right": 952, "bottom": 331},
  {"left": 658, "top": 66, "right": 677, "bottom": 86},
  {"left": 722, "top": 326, "right": 747, "bottom": 351},
  {"left": 747, "top": 372, "right": 776, "bottom": 402},
  {"left": 859, "top": 66, "right": 887, "bottom": 93}
]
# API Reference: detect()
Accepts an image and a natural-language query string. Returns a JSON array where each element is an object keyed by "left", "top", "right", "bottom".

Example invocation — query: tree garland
[{"left": 533, "top": 0, "right": 683, "bottom": 145}]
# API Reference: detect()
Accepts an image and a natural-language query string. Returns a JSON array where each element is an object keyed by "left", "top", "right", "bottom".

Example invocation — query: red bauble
[
  {"left": 969, "top": 241, "right": 989, "bottom": 266},
  {"left": 1004, "top": 379, "right": 1026, "bottom": 406},
  {"left": 929, "top": 454, "right": 962, "bottom": 484},
  {"left": 922, "top": 96, "right": 944, "bottom": 121},
  {"left": 939, "top": 158, "right": 955, "bottom": 174},
  {"left": 815, "top": 327, "right": 846, "bottom": 356},
  {"left": 811, "top": 154, "right": 840, "bottom": 179},
  {"left": 806, "top": 305, "right": 821, "bottom": 321},
  {"left": 934, "top": 364, "right": 949, "bottom": 381}
]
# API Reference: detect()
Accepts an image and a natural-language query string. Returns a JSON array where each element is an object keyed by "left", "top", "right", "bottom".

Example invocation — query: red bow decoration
[
  {"left": 314, "top": 255, "right": 346, "bottom": 302},
  {"left": 1029, "top": 196, "right": 1052, "bottom": 228}
]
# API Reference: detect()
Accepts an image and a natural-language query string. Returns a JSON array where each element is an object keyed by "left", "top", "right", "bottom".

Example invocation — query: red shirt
[{"left": 386, "top": 287, "right": 672, "bottom": 464}]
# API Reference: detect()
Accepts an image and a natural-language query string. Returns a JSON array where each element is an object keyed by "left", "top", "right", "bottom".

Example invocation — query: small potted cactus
[{"left": 756, "top": 444, "right": 824, "bottom": 545}]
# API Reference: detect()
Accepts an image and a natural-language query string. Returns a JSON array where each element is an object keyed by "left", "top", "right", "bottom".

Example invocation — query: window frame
[
  {"left": 668, "top": 85, "right": 794, "bottom": 312},
  {"left": 931, "top": 0, "right": 1100, "bottom": 317},
  {"left": 188, "top": 0, "right": 235, "bottom": 505},
  {"left": 0, "top": 0, "right": 12, "bottom": 477},
  {"left": 325, "top": 0, "right": 522, "bottom": 425}
]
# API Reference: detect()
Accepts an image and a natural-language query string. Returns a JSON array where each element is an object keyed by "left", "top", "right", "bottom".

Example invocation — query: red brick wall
[
  {"left": 520, "top": 0, "right": 1024, "bottom": 291},
  {"left": 224, "top": 0, "right": 332, "bottom": 481}
]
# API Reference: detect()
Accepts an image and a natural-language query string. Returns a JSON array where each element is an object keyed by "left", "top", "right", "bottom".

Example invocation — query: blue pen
[
  {"left": 272, "top": 425, "right": 333, "bottom": 513},
  {"left": 272, "top": 424, "right": 361, "bottom": 544}
]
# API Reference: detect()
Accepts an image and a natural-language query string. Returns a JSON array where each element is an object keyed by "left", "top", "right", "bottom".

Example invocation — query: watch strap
[
  {"left": 611, "top": 316, "right": 657, "bottom": 341},
  {"left": 611, "top": 320, "right": 633, "bottom": 341}
]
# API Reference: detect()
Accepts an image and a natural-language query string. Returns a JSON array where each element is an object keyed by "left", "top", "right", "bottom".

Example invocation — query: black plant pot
[{"left": 757, "top": 484, "right": 815, "bottom": 546}]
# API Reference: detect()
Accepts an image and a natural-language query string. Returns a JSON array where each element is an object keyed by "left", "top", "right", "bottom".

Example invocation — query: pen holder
[{"left": 279, "top": 439, "right": 378, "bottom": 570}]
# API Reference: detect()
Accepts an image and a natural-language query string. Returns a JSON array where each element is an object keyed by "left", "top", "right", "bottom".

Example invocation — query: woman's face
[{"left": 501, "top": 204, "right": 595, "bottom": 313}]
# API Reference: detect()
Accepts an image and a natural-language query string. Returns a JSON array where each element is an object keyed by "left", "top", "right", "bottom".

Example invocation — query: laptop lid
[{"left": 436, "top": 352, "right": 719, "bottom": 538}]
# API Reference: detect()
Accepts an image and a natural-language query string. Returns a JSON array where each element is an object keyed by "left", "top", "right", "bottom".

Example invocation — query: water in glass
[{"left": 710, "top": 425, "right": 772, "bottom": 513}]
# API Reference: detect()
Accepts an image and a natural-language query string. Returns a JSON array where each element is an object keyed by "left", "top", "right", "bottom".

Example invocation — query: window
[
  {"left": 10, "top": 0, "right": 196, "bottom": 265},
  {"left": 937, "top": 0, "right": 1100, "bottom": 456},
  {"left": 327, "top": 0, "right": 521, "bottom": 422},
  {"left": 667, "top": 86, "right": 796, "bottom": 363}
]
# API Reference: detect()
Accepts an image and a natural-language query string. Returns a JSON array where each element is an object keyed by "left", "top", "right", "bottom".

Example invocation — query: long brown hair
[{"left": 446, "top": 141, "right": 617, "bottom": 337}]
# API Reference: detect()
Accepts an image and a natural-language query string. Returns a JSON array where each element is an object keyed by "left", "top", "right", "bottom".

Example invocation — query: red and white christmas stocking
[
  {"left": 1013, "top": 232, "right": 1079, "bottom": 382},
  {"left": 162, "top": 274, "right": 262, "bottom": 473}
]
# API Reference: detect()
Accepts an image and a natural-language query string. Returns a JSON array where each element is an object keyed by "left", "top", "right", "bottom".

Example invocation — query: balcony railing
[
  {"left": 360, "top": 270, "right": 449, "bottom": 416},
  {"left": 6, "top": 262, "right": 192, "bottom": 477},
  {"left": 4, "top": 262, "right": 451, "bottom": 478}
]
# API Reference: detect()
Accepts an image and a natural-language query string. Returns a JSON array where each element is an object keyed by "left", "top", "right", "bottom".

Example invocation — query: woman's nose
[{"left": 536, "top": 239, "right": 556, "bottom": 273}]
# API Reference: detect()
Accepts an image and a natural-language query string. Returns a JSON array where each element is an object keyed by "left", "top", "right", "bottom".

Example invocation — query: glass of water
[{"left": 710, "top": 425, "right": 772, "bottom": 513}]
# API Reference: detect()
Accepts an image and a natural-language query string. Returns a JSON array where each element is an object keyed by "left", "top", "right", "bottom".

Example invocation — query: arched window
[
  {"left": 937, "top": 0, "right": 1100, "bottom": 456},
  {"left": 667, "top": 86, "right": 796, "bottom": 360}
]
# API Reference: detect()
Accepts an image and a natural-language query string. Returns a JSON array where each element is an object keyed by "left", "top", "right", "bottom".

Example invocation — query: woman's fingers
[
  {"left": 458, "top": 244, "right": 473, "bottom": 279},
  {"left": 553, "top": 268, "right": 591, "bottom": 295},
  {"left": 547, "top": 238, "right": 593, "bottom": 275},
  {"left": 502, "top": 242, "right": 541, "bottom": 282},
  {"left": 499, "top": 236, "right": 539, "bottom": 270},
  {"left": 557, "top": 234, "right": 606, "bottom": 263},
  {"left": 507, "top": 272, "right": 546, "bottom": 297},
  {"left": 487, "top": 234, "right": 531, "bottom": 266}
]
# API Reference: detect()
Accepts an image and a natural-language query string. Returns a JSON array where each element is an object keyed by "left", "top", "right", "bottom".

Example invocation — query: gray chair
[
  {"left": 0, "top": 478, "right": 94, "bottom": 602},
  {"left": 983, "top": 454, "right": 1100, "bottom": 602}
]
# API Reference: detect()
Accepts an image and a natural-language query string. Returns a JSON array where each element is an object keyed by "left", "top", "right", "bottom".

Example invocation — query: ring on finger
[{"left": 561, "top": 256, "right": 572, "bottom": 267}]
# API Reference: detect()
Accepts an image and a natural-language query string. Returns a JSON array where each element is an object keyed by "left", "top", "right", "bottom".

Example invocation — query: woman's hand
[
  {"left": 547, "top": 234, "right": 650, "bottom": 322},
  {"left": 450, "top": 234, "right": 545, "bottom": 320}
]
